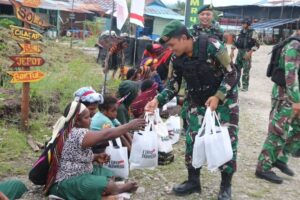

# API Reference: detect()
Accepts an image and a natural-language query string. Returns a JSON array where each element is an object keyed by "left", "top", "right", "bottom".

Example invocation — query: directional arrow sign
[
  {"left": 18, "top": 43, "right": 42, "bottom": 55},
  {"left": 23, "top": 0, "right": 41, "bottom": 8},
  {"left": 10, "top": 0, "right": 52, "bottom": 28},
  {"left": 9, "top": 55, "right": 45, "bottom": 67},
  {"left": 10, "top": 25, "right": 43, "bottom": 41},
  {"left": 7, "top": 71, "right": 45, "bottom": 83}
]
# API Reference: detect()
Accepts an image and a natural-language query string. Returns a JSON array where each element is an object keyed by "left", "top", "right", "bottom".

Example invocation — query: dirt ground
[{"left": 8, "top": 45, "right": 300, "bottom": 200}]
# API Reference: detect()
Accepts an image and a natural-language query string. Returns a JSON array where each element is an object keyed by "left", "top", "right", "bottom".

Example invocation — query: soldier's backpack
[{"left": 267, "top": 36, "right": 300, "bottom": 87}]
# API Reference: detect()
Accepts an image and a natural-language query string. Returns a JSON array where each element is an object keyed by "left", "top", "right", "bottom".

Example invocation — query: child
[
  {"left": 74, "top": 86, "right": 104, "bottom": 118},
  {"left": 48, "top": 101, "right": 145, "bottom": 200},
  {"left": 91, "top": 96, "right": 132, "bottom": 152}
]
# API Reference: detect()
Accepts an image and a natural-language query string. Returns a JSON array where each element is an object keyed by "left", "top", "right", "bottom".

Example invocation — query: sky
[{"left": 162, "top": 0, "right": 261, "bottom": 7}]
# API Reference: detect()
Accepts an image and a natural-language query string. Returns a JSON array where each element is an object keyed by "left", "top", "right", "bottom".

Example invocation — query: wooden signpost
[
  {"left": 7, "top": 71, "right": 45, "bottom": 83},
  {"left": 10, "top": 0, "right": 51, "bottom": 28},
  {"left": 7, "top": 0, "right": 49, "bottom": 131},
  {"left": 18, "top": 43, "right": 42, "bottom": 55},
  {"left": 10, "top": 25, "right": 43, "bottom": 41},
  {"left": 23, "top": 0, "right": 41, "bottom": 8},
  {"left": 9, "top": 55, "right": 45, "bottom": 67}
]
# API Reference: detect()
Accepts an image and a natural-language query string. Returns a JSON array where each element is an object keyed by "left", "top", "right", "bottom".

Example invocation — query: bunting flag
[
  {"left": 115, "top": 0, "right": 129, "bottom": 30},
  {"left": 130, "top": 0, "right": 145, "bottom": 27}
]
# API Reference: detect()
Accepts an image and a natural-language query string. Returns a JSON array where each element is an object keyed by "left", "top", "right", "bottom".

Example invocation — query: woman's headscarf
[{"left": 74, "top": 86, "right": 104, "bottom": 105}]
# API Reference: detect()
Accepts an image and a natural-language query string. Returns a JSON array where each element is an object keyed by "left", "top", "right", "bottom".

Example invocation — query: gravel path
[{"left": 10, "top": 45, "right": 300, "bottom": 200}]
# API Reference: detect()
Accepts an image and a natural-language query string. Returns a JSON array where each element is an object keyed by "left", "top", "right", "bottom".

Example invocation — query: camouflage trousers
[
  {"left": 185, "top": 87, "right": 239, "bottom": 174},
  {"left": 236, "top": 49, "right": 252, "bottom": 90},
  {"left": 180, "top": 100, "right": 189, "bottom": 131},
  {"left": 256, "top": 99, "right": 300, "bottom": 172}
]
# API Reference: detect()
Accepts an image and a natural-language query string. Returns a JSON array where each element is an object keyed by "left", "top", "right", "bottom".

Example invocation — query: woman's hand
[
  {"left": 125, "top": 118, "right": 146, "bottom": 131},
  {"left": 94, "top": 153, "right": 110, "bottom": 164}
]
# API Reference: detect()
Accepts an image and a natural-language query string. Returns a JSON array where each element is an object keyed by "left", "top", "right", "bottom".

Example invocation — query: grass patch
[
  {"left": 0, "top": 122, "right": 32, "bottom": 177},
  {"left": 84, "top": 35, "right": 98, "bottom": 47},
  {"left": 246, "top": 188, "right": 270, "bottom": 198}
]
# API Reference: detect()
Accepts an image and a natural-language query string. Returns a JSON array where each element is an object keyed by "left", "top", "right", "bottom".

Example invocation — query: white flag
[
  {"left": 130, "top": 0, "right": 145, "bottom": 27},
  {"left": 114, "top": 0, "right": 128, "bottom": 30}
]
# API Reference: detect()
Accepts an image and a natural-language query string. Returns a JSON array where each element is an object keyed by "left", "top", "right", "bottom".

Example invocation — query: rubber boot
[
  {"left": 172, "top": 168, "right": 201, "bottom": 196},
  {"left": 218, "top": 172, "right": 233, "bottom": 200}
]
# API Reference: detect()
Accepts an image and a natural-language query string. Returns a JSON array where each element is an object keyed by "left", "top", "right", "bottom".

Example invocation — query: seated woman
[
  {"left": 117, "top": 80, "right": 139, "bottom": 124},
  {"left": 91, "top": 96, "right": 132, "bottom": 153},
  {"left": 49, "top": 101, "right": 145, "bottom": 200},
  {"left": 131, "top": 79, "right": 158, "bottom": 118},
  {"left": 74, "top": 86, "right": 104, "bottom": 118},
  {"left": 0, "top": 180, "right": 27, "bottom": 200}
]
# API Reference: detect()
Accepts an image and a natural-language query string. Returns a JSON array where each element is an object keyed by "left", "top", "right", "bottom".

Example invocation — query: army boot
[
  {"left": 273, "top": 160, "right": 294, "bottom": 176},
  {"left": 173, "top": 168, "right": 201, "bottom": 196},
  {"left": 255, "top": 170, "right": 283, "bottom": 184},
  {"left": 292, "top": 148, "right": 300, "bottom": 157},
  {"left": 218, "top": 172, "right": 233, "bottom": 200}
]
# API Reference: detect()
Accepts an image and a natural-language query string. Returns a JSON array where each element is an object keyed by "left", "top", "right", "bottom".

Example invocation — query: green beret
[
  {"left": 159, "top": 20, "right": 185, "bottom": 44},
  {"left": 197, "top": 4, "right": 213, "bottom": 14}
]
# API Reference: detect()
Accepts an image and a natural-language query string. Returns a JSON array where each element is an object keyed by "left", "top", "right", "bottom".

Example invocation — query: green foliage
[
  {"left": 0, "top": 18, "right": 15, "bottom": 29},
  {"left": 0, "top": 42, "right": 6, "bottom": 51},
  {"left": 85, "top": 35, "right": 98, "bottom": 47},
  {"left": 84, "top": 19, "right": 104, "bottom": 36},
  {"left": 0, "top": 122, "right": 32, "bottom": 177}
]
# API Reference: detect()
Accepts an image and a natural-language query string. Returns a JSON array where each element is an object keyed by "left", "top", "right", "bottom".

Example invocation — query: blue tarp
[{"left": 252, "top": 18, "right": 299, "bottom": 29}]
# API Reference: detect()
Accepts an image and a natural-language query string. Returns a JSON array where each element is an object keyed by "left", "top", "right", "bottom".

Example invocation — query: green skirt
[
  {"left": 0, "top": 180, "right": 28, "bottom": 200},
  {"left": 50, "top": 165, "right": 114, "bottom": 200}
]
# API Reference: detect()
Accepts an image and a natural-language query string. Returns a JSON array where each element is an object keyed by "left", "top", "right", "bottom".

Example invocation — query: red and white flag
[
  {"left": 130, "top": 0, "right": 145, "bottom": 27},
  {"left": 114, "top": 0, "right": 128, "bottom": 30}
]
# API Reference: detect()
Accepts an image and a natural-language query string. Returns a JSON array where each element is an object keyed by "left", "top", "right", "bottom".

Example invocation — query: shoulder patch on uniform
[{"left": 209, "top": 38, "right": 221, "bottom": 49}]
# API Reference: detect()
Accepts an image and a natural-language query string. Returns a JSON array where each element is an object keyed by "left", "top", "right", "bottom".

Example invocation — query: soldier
[
  {"left": 145, "top": 20, "right": 239, "bottom": 200},
  {"left": 230, "top": 19, "right": 259, "bottom": 91},
  {"left": 255, "top": 31, "right": 300, "bottom": 184},
  {"left": 191, "top": 4, "right": 224, "bottom": 41},
  {"left": 180, "top": 3, "right": 224, "bottom": 133}
]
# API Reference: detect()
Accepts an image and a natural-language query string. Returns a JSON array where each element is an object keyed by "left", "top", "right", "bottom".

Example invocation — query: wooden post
[{"left": 21, "top": 22, "right": 31, "bottom": 131}]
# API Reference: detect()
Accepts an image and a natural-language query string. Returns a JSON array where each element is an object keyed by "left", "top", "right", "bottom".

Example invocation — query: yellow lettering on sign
[
  {"left": 190, "top": 17, "right": 197, "bottom": 24},
  {"left": 191, "top": 7, "right": 198, "bottom": 14},
  {"left": 190, "top": 0, "right": 200, "bottom": 6}
]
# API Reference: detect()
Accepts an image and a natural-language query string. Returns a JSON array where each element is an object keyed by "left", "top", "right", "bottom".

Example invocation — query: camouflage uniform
[
  {"left": 232, "top": 28, "right": 259, "bottom": 90},
  {"left": 179, "top": 22, "right": 225, "bottom": 133},
  {"left": 190, "top": 21, "right": 224, "bottom": 41},
  {"left": 256, "top": 39, "right": 300, "bottom": 172},
  {"left": 157, "top": 37, "right": 239, "bottom": 174}
]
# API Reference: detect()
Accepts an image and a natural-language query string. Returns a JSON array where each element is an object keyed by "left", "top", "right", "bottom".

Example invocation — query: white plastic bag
[
  {"left": 162, "top": 97, "right": 177, "bottom": 111},
  {"left": 129, "top": 115, "right": 158, "bottom": 170},
  {"left": 154, "top": 110, "right": 173, "bottom": 153},
  {"left": 103, "top": 140, "right": 129, "bottom": 178},
  {"left": 192, "top": 108, "right": 212, "bottom": 169},
  {"left": 205, "top": 110, "right": 233, "bottom": 171},
  {"left": 165, "top": 115, "right": 181, "bottom": 145}
]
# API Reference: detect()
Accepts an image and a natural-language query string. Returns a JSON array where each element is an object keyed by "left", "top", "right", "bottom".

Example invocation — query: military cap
[
  {"left": 159, "top": 20, "right": 186, "bottom": 44},
  {"left": 197, "top": 4, "right": 214, "bottom": 14}
]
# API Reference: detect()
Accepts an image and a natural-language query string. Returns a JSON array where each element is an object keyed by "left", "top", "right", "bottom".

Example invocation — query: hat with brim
[
  {"left": 159, "top": 20, "right": 186, "bottom": 44},
  {"left": 197, "top": 4, "right": 214, "bottom": 14}
]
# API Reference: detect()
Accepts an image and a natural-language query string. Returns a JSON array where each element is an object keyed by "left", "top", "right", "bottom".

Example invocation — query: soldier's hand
[
  {"left": 145, "top": 98, "right": 159, "bottom": 113},
  {"left": 292, "top": 103, "right": 300, "bottom": 118},
  {"left": 205, "top": 96, "right": 219, "bottom": 111}
]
